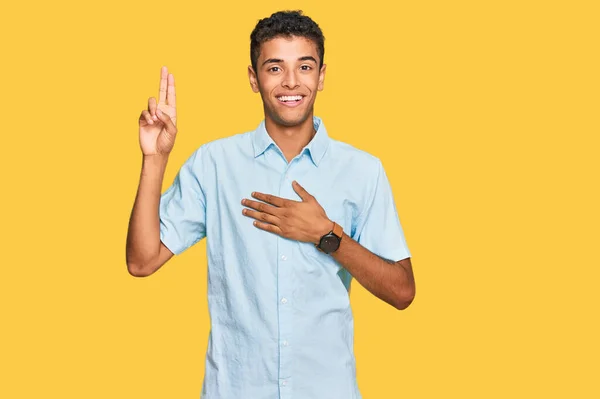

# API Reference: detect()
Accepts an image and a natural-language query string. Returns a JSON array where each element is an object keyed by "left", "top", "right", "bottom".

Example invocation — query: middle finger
[
  {"left": 158, "top": 66, "right": 168, "bottom": 104},
  {"left": 242, "top": 208, "right": 279, "bottom": 225},
  {"left": 242, "top": 199, "right": 282, "bottom": 216}
]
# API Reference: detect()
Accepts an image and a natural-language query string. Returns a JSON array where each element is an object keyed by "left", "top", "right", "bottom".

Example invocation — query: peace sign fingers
[{"left": 158, "top": 66, "right": 176, "bottom": 108}]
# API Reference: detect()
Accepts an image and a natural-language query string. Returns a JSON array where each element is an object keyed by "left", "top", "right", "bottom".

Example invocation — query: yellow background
[{"left": 1, "top": 0, "right": 598, "bottom": 398}]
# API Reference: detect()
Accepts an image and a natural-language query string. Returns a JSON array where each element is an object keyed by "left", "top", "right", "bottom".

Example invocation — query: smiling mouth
[{"left": 276, "top": 95, "right": 305, "bottom": 107}]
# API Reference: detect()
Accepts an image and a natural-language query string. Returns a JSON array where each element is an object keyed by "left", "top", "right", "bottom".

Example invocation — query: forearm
[
  {"left": 126, "top": 154, "right": 169, "bottom": 272},
  {"left": 331, "top": 233, "right": 415, "bottom": 309}
]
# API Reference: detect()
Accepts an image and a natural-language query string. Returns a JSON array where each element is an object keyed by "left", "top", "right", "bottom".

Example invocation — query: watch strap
[{"left": 332, "top": 222, "right": 343, "bottom": 239}]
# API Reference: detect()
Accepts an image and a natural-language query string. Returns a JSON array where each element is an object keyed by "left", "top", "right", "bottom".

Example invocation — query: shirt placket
[{"left": 276, "top": 156, "right": 297, "bottom": 399}]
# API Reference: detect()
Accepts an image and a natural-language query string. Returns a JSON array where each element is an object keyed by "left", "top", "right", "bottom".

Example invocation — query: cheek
[
  {"left": 302, "top": 75, "right": 320, "bottom": 92},
  {"left": 257, "top": 76, "right": 278, "bottom": 94}
]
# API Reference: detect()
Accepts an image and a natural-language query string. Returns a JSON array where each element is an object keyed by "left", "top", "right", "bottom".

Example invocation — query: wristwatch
[{"left": 316, "top": 222, "right": 343, "bottom": 254}]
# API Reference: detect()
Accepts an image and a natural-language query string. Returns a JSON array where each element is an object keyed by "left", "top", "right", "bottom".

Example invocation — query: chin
[
  {"left": 269, "top": 109, "right": 313, "bottom": 127},
  {"left": 277, "top": 116, "right": 308, "bottom": 127}
]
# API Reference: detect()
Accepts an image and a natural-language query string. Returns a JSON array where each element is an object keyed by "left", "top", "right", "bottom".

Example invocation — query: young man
[{"left": 126, "top": 10, "right": 415, "bottom": 399}]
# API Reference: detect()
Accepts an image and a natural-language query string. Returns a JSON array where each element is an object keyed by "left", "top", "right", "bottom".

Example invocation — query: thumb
[
  {"left": 156, "top": 109, "right": 178, "bottom": 135},
  {"left": 292, "top": 180, "right": 313, "bottom": 202}
]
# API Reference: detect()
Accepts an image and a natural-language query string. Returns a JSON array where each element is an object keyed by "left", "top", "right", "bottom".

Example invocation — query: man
[{"left": 126, "top": 10, "right": 415, "bottom": 399}]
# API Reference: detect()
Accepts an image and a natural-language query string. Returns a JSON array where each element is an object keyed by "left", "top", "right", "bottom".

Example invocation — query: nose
[{"left": 282, "top": 68, "right": 299, "bottom": 89}]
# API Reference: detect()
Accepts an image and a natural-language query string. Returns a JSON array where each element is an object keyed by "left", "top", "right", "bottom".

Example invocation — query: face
[{"left": 248, "top": 35, "right": 326, "bottom": 128}]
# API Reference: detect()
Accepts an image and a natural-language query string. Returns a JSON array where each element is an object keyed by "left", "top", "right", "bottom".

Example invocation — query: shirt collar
[{"left": 252, "top": 116, "right": 330, "bottom": 167}]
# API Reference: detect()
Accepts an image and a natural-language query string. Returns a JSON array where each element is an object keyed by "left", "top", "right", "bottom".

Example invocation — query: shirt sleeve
[
  {"left": 352, "top": 159, "right": 411, "bottom": 262},
  {"left": 159, "top": 147, "right": 207, "bottom": 255}
]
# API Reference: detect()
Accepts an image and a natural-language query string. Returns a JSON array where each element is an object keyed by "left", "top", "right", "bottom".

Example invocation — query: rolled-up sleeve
[
  {"left": 353, "top": 159, "right": 411, "bottom": 262},
  {"left": 159, "top": 147, "right": 207, "bottom": 255}
]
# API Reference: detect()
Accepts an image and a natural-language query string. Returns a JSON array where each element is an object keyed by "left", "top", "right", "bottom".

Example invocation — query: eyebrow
[{"left": 261, "top": 56, "right": 318, "bottom": 67}]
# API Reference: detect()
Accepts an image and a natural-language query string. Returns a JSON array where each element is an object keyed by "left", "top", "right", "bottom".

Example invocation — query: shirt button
[
  {"left": 283, "top": 340, "right": 289, "bottom": 346},
  {"left": 281, "top": 380, "right": 287, "bottom": 386},
  {"left": 281, "top": 297, "right": 288, "bottom": 304},
  {"left": 281, "top": 255, "right": 287, "bottom": 261}
]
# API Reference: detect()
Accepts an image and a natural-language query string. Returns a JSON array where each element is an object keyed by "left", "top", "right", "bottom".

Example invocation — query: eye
[
  {"left": 269, "top": 66, "right": 281, "bottom": 72},
  {"left": 300, "top": 65, "right": 312, "bottom": 71}
]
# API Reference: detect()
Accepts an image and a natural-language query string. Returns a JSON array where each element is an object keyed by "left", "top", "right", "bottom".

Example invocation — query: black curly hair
[{"left": 250, "top": 10, "right": 325, "bottom": 73}]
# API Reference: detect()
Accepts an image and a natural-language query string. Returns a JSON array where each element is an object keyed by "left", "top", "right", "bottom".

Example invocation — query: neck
[{"left": 264, "top": 113, "right": 316, "bottom": 163}]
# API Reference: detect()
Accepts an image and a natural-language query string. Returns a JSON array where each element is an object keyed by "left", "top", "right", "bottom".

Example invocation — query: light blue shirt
[{"left": 159, "top": 116, "right": 411, "bottom": 399}]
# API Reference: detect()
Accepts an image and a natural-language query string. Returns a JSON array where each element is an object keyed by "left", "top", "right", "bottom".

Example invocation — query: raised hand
[{"left": 138, "top": 66, "right": 178, "bottom": 156}]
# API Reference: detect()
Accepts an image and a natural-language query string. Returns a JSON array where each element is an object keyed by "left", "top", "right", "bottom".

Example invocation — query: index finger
[
  {"left": 158, "top": 66, "right": 168, "bottom": 104},
  {"left": 250, "top": 192, "right": 292, "bottom": 207}
]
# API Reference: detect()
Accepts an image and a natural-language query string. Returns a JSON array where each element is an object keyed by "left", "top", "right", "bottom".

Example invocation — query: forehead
[{"left": 258, "top": 35, "right": 319, "bottom": 63}]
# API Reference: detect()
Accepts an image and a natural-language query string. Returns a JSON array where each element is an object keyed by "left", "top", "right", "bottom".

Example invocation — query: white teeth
[{"left": 278, "top": 95, "right": 302, "bottom": 102}]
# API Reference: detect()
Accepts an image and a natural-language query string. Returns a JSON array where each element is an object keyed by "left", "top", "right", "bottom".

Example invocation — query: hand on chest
[{"left": 212, "top": 157, "right": 359, "bottom": 241}]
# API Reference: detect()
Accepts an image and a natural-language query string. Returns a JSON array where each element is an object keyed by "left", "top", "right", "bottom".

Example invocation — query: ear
[
  {"left": 317, "top": 63, "right": 327, "bottom": 91},
  {"left": 248, "top": 66, "right": 260, "bottom": 93}
]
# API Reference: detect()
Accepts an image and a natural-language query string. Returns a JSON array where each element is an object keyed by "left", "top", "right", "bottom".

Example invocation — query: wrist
[
  {"left": 314, "top": 220, "right": 344, "bottom": 254},
  {"left": 314, "top": 219, "right": 334, "bottom": 245},
  {"left": 143, "top": 153, "right": 169, "bottom": 168},
  {"left": 141, "top": 153, "right": 169, "bottom": 177},
  {"left": 143, "top": 153, "right": 169, "bottom": 163}
]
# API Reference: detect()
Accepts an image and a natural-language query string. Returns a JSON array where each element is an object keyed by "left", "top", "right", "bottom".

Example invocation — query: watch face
[{"left": 320, "top": 234, "right": 340, "bottom": 253}]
